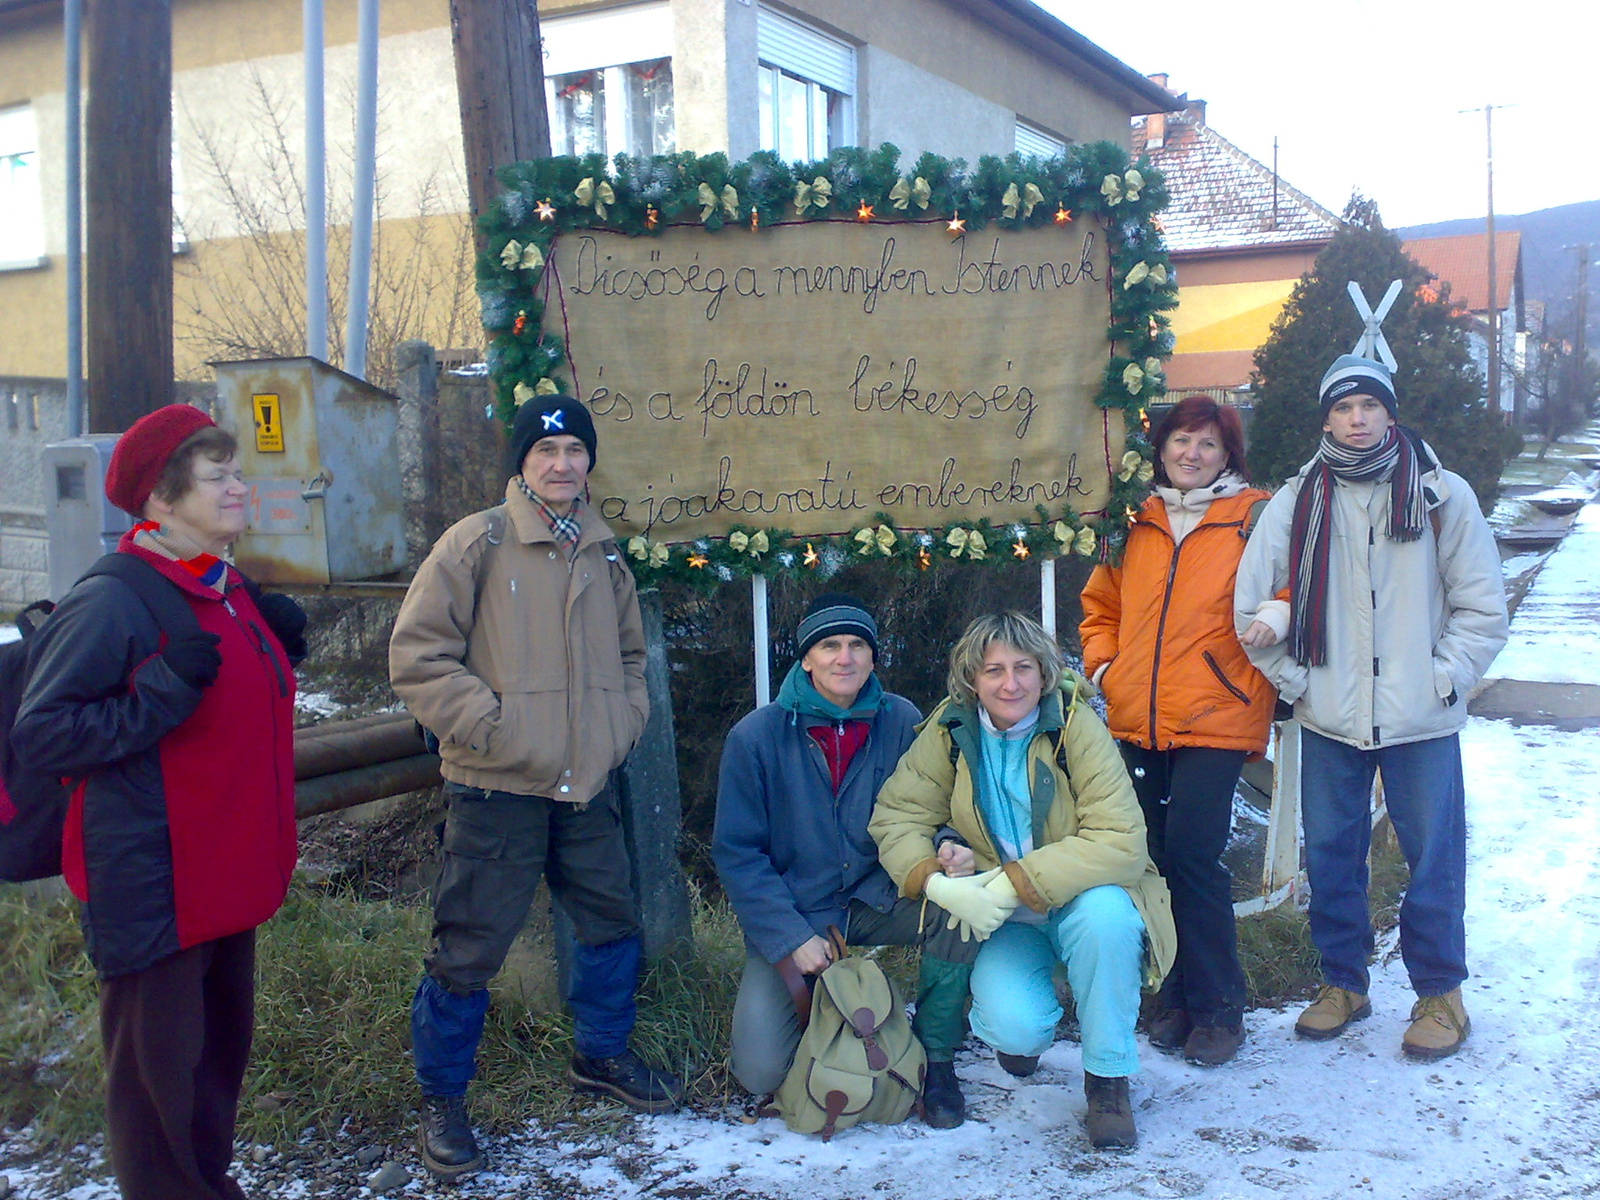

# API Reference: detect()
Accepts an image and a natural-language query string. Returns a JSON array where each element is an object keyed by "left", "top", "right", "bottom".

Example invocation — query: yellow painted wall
[{"left": 1171, "top": 279, "right": 1297, "bottom": 355}]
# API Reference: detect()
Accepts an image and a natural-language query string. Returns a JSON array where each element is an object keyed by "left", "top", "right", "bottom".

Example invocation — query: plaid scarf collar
[
  {"left": 515, "top": 475, "right": 584, "bottom": 552},
  {"left": 1286, "top": 426, "right": 1428, "bottom": 667}
]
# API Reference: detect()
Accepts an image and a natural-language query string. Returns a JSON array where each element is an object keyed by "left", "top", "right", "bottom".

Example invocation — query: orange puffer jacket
[{"left": 1080, "top": 489, "right": 1276, "bottom": 756}]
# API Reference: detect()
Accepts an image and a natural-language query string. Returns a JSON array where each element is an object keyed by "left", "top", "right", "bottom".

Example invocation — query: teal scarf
[{"left": 775, "top": 660, "right": 883, "bottom": 721}]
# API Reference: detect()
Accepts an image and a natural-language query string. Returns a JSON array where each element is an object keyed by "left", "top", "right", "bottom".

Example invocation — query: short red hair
[{"left": 1150, "top": 396, "right": 1249, "bottom": 485}]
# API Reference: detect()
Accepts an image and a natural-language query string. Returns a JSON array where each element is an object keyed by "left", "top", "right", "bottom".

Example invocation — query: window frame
[
  {"left": 541, "top": 2, "right": 676, "bottom": 161},
  {"left": 0, "top": 103, "right": 47, "bottom": 270},
  {"left": 756, "top": 5, "right": 856, "bottom": 161}
]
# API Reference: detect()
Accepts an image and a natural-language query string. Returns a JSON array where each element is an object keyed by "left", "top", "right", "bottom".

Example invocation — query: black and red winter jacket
[{"left": 14, "top": 538, "right": 297, "bottom": 978}]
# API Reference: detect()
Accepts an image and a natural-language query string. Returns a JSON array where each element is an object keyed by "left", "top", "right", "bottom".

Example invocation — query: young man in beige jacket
[{"left": 390, "top": 396, "right": 679, "bottom": 1180}]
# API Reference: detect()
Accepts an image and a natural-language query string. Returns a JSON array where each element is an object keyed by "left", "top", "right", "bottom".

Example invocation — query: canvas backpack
[
  {"left": 0, "top": 553, "right": 201, "bottom": 883},
  {"left": 770, "top": 928, "right": 927, "bottom": 1141}
]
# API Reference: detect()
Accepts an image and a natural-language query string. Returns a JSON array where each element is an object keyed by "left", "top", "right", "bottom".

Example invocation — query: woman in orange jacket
[{"left": 1079, "top": 396, "right": 1276, "bottom": 1066}]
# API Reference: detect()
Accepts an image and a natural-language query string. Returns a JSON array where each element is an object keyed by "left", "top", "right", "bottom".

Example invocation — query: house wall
[{"left": 0, "top": 0, "right": 1146, "bottom": 378}]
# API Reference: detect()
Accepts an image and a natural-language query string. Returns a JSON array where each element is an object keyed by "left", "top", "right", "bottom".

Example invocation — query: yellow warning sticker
[{"left": 253, "top": 393, "right": 285, "bottom": 453}]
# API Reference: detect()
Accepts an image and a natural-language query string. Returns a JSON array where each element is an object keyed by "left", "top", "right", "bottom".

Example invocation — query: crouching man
[
  {"left": 712, "top": 595, "right": 979, "bottom": 1129},
  {"left": 390, "top": 397, "right": 682, "bottom": 1180}
]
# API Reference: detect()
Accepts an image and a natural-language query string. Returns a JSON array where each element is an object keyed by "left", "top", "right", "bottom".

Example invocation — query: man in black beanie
[
  {"left": 712, "top": 593, "right": 979, "bottom": 1129},
  {"left": 391, "top": 394, "right": 680, "bottom": 1179}
]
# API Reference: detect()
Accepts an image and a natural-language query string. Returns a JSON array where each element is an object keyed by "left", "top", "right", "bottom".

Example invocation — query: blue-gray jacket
[{"left": 713, "top": 693, "right": 920, "bottom": 964}]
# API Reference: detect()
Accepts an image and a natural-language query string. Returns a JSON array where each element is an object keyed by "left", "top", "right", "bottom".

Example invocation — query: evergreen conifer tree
[{"left": 1246, "top": 196, "right": 1521, "bottom": 507}]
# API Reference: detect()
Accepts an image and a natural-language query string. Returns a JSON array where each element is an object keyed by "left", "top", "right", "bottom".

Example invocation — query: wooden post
[
  {"left": 85, "top": 0, "right": 173, "bottom": 433},
  {"left": 448, "top": 0, "right": 551, "bottom": 236}
]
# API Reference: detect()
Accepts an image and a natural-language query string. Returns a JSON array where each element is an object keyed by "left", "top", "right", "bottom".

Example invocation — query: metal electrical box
[
  {"left": 40, "top": 435, "right": 132, "bottom": 600},
  {"left": 213, "top": 357, "right": 407, "bottom": 585}
]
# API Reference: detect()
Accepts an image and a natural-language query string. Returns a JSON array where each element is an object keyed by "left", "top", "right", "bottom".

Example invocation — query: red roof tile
[
  {"left": 1133, "top": 109, "right": 1341, "bottom": 255},
  {"left": 1401, "top": 232, "right": 1521, "bottom": 314}
]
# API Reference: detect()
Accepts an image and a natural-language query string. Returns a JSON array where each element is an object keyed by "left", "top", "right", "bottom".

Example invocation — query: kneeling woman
[{"left": 869, "top": 613, "right": 1175, "bottom": 1149}]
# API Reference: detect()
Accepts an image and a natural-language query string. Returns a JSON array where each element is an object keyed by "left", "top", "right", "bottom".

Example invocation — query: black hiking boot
[
  {"left": 921, "top": 1059, "right": 966, "bottom": 1129},
  {"left": 1083, "top": 1073, "right": 1137, "bottom": 1150},
  {"left": 569, "top": 1049, "right": 685, "bottom": 1113},
  {"left": 418, "top": 1093, "right": 484, "bottom": 1179},
  {"left": 996, "top": 1051, "right": 1040, "bottom": 1078}
]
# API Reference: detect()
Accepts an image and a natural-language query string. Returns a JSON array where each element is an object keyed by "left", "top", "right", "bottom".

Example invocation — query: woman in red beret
[{"left": 15, "top": 404, "right": 305, "bottom": 1200}]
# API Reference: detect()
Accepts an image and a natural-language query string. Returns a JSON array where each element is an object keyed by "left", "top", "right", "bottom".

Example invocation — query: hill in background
[{"left": 1400, "top": 199, "right": 1600, "bottom": 347}]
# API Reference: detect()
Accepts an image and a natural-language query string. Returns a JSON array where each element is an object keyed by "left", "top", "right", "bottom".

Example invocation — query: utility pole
[
  {"left": 448, "top": 0, "right": 551, "bottom": 242},
  {"left": 1462, "top": 104, "right": 1510, "bottom": 423},
  {"left": 86, "top": 0, "right": 173, "bottom": 433},
  {"left": 1574, "top": 246, "right": 1591, "bottom": 378}
]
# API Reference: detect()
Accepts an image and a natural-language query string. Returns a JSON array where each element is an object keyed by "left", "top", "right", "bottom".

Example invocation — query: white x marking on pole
[{"left": 1346, "top": 279, "right": 1402, "bottom": 372}]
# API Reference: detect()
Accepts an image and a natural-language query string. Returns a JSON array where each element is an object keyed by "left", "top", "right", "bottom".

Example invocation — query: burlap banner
[{"left": 543, "top": 220, "right": 1117, "bottom": 542}]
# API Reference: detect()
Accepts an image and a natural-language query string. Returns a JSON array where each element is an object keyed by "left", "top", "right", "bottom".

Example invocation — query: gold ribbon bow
[
  {"left": 1117, "top": 450, "right": 1154, "bottom": 484},
  {"left": 1123, "top": 261, "right": 1168, "bottom": 290},
  {"left": 889, "top": 176, "right": 932, "bottom": 210},
  {"left": 1001, "top": 182, "right": 1045, "bottom": 220},
  {"left": 1074, "top": 526, "right": 1097, "bottom": 557},
  {"left": 698, "top": 182, "right": 740, "bottom": 223},
  {"left": 574, "top": 177, "right": 614, "bottom": 218},
  {"left": 535, "top": 377, "right": 558, "bottom": 396},
  {"left": 1122, "top": 362, "right": 1145, "bottom": 395},
  {"left": 793, "top": 176, "right": 833, "bottom": 215},
  {"left": 626, "top": 536, "right": 670, "bottom": 568},
  {"left": 1101, "top": 174, "right": 1124, "bottom": 206},
  {"left": 853, "top": 524, "right": 897, "bottom": 557},
  {"left": 728, "top": 530, "right": 769, "bottom": 558},
  {"left": 1123, "top": 169, "right": 1144, "bottom": 202},
  {"left": 945, "top": 527, "right": 987, "bottom": 560},
  {"left": 499, "top": 239, "right": 544, "bottom": 271},
  {"left": 513, "top": 381, "right": 534, "bottom": 406}
]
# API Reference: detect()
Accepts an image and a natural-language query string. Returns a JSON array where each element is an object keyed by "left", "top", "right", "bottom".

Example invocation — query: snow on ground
[
  {"left": 6, "top": 513, "right": 1600, "bottom": 1199},
  {"left": 1490, "top": 504, "right": 1600, "bottom": 686}
]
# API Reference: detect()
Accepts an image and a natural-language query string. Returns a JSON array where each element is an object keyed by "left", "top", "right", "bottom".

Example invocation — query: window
[
  {"left": 1015, "top": 121, "right": 1068, "bottom": 160},
  {"left": 0, "top": 104, "right": 45, "bottom": 267},
  {"left": 542, "top": 4, "right": 675, "bottom": 159},
  {"left": 757, "top": 7, "right": 855, "bottom": 161}
]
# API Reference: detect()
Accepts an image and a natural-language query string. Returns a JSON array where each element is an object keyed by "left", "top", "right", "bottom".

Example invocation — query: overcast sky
[{"left": 1038, "top": 0, "right": 1597, "bottom": 230}]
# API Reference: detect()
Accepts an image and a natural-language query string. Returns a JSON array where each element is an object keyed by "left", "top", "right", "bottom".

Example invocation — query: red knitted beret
[{"left": 104, "top": 404, "right": 217, "bottom": 516}]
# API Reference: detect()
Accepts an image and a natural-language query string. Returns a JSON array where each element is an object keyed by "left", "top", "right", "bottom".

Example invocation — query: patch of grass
[{"left": 2, "top": 834, "right": 1411, "bottom": 1150}]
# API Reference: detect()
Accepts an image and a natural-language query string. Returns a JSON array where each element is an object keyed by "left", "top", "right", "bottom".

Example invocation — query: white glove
[
  {"left": 984, "top": 870, "right": 1021, "bottom": 908},
  {"left": 925, "top": 868, "right": 1015, "bottom": 942}
]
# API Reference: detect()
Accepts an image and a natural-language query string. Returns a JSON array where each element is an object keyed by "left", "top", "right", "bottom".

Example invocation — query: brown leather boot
[
  {"left": 1183, "top": 1021, "right": 1244, "bottom": 1066},
  {"left": 1402, "top": 989, "right": 1470, "bottom": 1060},
  {"left": 1146, "top": 1007, "right": 1191, "bottom": 1053},
  {"left": 1294, "top": 985, "right": 1371, "bottom": 1040},
  {"left": 1083, "top": 1073, "right": 1137, "bottom": 1149}
]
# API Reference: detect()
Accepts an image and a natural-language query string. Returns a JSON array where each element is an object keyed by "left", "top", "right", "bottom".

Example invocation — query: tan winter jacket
[
  {"left": 389, "top": 480, "right": 649, "bottom": 803},
  {"left": 1233, "top": 448, "right": 1507, "bottom": 750},
  {"left": 868, "top": 676, "right": 1176, "bottom": 989}
]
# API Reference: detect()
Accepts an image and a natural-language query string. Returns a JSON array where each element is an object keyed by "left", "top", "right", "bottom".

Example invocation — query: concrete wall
[{"left": 0, "top": 378, "right": 69, "bottom": 609}]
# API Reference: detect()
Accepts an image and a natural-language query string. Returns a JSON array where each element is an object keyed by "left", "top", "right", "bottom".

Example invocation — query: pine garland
[{"left": 477, "top": 142, "right": 1176, "bottom": 585}]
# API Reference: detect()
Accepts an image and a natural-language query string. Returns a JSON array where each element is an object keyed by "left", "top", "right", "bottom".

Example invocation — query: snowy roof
[
  {"left": 1133, "top": 107, "right": 1342, "bottom": 255},
  {"left": 1403, "top": 231, "right": 1522, "bottom": 314}
]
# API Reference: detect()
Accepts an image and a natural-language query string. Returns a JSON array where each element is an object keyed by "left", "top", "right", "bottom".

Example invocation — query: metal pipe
[
  {"left": 344, "top": 0, "right": 379, "bottom": 380},
  {"left": 294, "top": 712, "right": 425, "bottom": 780},
  {"left": 1040, "top": 556, "right": 1056, "bottom": 639},
  {"left": 64, "top": 0, "right": 82, "bottom": 434},
  {"left": 304, "top": 0, "right": 327, "bottom": 362},
  {"left": 751, "top": 573, "right": 770, "bottom": 707},
  {"left": 295, "top": 754, "right": 441, "bottom": 819}
]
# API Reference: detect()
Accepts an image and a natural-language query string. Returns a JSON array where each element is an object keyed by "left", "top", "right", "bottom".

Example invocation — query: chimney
[
  {"left": 1145, "top": 73, "right": 1174, "bottom": 149},
  {"left": 1186, "top": 98, "right": 1207, "bottom": 126}
]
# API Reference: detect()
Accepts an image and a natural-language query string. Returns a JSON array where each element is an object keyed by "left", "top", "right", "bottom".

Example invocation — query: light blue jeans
[{"left": 968, "top": 885, "right": 1146, "bottom": 1078}]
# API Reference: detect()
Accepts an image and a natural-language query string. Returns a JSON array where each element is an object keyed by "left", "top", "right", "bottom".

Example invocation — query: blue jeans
[
  {"left": 968, "top": 885, "right": 1146, "bottom": 1078},
  {"left": 1300, "top": 729, "right": 1467, "bottom": 998}
]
